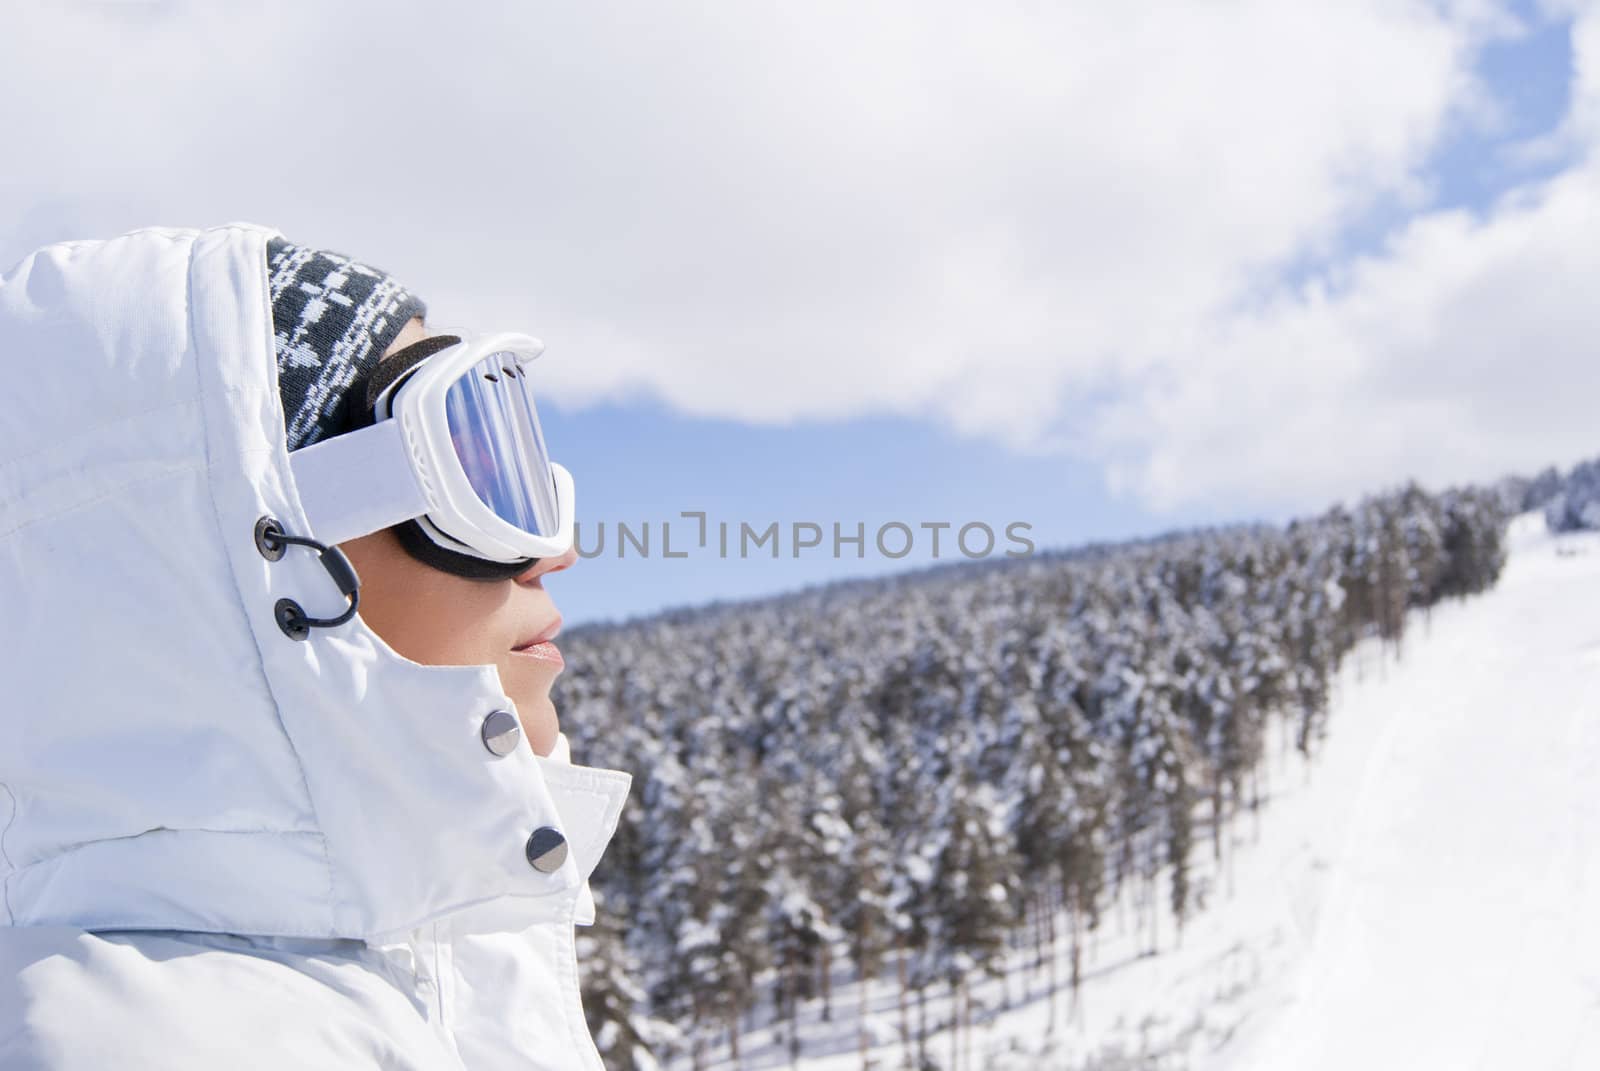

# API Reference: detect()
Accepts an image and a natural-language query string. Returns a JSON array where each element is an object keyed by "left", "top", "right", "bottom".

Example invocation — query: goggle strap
[{"left": 288, "top": 419, "right": 431, "bottom": 546}]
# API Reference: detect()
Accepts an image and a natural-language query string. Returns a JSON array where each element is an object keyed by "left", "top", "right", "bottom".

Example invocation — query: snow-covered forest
[{"left": 556, "top": 468, "right": 1538, "bottom": 1070}]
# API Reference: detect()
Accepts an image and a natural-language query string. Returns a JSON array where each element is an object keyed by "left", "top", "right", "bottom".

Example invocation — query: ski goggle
[{"left": 288, "top": 331, "right": 575, "bottom": 578}]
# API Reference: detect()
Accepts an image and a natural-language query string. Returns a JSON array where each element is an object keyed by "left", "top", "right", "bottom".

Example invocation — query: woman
[{"left": 0, "top": 223, "right": 631, "bottom": 1069}]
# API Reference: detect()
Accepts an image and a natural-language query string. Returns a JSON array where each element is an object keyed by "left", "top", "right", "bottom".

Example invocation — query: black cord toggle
[{"left": 254, "top": 516, "right": 362, "bottom": 641}]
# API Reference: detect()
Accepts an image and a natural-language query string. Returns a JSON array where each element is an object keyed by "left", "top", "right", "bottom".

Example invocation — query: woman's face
[{"left": 337, "top": 318, "right": 577, "bottom": 757}]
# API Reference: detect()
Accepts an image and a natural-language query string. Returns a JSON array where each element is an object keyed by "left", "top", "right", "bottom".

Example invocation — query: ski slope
[
  {"left": 684, "top": 510, "right": 1600, "bottom": 1070},
  {"left": 1220, "top": 510, "right": 1600, "bottom": 1070}
]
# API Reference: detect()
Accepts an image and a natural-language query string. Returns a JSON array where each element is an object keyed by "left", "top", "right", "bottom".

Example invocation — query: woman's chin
[
  {"left": 497, "top": 658, "right": 562, "bottom": 752},
  {"left": 516, "top": 694, "right": 560, "bottom": 756}
]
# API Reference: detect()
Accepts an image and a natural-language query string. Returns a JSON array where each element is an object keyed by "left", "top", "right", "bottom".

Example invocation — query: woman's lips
[{"left": 511, "top": 640, "right": 564, "bottom": 667}]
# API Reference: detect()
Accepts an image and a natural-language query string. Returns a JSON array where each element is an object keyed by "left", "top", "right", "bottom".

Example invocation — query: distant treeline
[
  {"left": 1515, "top": 453, "right": 1600, "bottom": 534},
  {"left": 559, "top": 476, "right": 1519, "bottom": 1070}
]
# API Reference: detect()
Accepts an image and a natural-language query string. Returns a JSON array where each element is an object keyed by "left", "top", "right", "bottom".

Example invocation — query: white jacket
[{"left": 0, "top": 223, "right": 633, "bottom": 1069}]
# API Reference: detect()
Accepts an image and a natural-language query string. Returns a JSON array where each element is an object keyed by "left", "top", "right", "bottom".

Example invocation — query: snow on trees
[{"left": 555, "top": 480, "right": 1514, "bottom": 1067}]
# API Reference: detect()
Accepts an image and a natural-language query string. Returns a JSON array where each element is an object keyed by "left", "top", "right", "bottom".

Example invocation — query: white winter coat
[{"left": 0, "top": 223, "right": 633, "bottom": 1069}]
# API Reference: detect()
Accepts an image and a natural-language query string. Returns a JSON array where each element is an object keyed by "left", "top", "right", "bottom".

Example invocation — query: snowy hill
[
  {"left": 672, "top": 510, "right": 1600, "bottom": 1070},
  {"left": 1219, "top": 509, "right": 1600, "bottom": 1071}
]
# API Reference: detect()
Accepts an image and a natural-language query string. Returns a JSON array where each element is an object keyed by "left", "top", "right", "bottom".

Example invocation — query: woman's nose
[{"left": 515, "top": 545, "right": 578, "bottom": 586}]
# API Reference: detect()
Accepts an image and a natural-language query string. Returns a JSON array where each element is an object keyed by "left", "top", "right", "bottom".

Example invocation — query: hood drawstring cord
[{"left": 253, "top": 516, "right": 362, "bottom": 641}]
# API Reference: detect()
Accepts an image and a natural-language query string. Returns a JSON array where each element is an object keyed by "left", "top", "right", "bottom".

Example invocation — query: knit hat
[{"left": 266, "top": 236, "right": 427, "bottom": 451}]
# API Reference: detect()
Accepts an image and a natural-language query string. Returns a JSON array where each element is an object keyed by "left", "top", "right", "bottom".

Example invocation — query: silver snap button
[
  {"left": 525, "top": 827, "right": 568, "bottom": 873},
  {"left": 480, "top": 710, "right": 522, "bottom": 757}
]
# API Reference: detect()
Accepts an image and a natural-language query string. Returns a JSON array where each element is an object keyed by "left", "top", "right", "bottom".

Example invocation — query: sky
[{"left": 1, "top": 0, "right": 1592, "bottom": 624}]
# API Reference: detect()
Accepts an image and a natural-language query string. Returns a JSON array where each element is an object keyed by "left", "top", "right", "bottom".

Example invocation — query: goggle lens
[{"left": 444, "top": 350, "right": 561, "bottom": 539}]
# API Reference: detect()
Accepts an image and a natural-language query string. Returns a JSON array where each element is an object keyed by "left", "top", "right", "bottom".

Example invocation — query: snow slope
[
  {"left": 1219, "top": 510, "right": 1600, "bottom": 1070},
  {"left": 681, "top": 510, "right": 1600, "bottom": 1070}
]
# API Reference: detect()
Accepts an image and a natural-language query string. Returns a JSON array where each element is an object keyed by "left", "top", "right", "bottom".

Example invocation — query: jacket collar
[{"left": 536, "top": 735, "right": 631, "bottom": 927}]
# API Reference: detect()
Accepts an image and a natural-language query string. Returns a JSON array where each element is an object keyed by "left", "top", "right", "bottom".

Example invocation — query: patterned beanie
[{"left": 266, "top": 236, "right": 428, "bottom": 451}]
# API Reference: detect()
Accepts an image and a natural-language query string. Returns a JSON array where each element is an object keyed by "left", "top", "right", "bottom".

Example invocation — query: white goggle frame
[{"left": 288, "top": 331, "right": 575, "bottom": 564}]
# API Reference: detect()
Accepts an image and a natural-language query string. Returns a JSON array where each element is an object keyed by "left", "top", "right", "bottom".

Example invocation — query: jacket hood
[{"left": 0, "top": 223, "right": 629, "bottom": 940}]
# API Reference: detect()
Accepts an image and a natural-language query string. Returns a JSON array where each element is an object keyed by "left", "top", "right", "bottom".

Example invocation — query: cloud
[
  {"left": 1094, "top": 3, "right": 1600, "bottom": 512},
  {"left": 0, "top": 0, "right": 1579, "bottom": 514}
]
